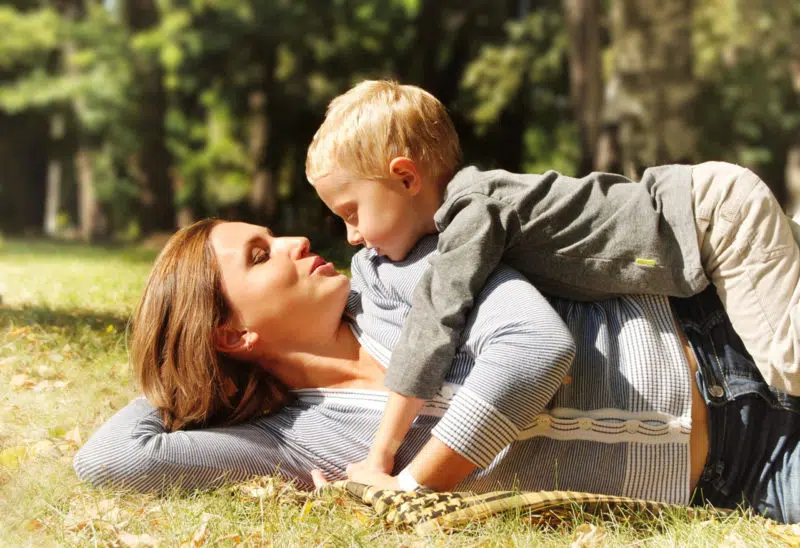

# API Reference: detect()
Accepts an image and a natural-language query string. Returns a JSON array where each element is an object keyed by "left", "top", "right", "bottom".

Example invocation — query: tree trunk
[
  {"left": 75, "top": 147, "right": 103, "bottom": 241},
  {"left": 43, "top": 114, "right": 65, "bottom": 236},
  {"left": 123, "top": 0, "right": 175, "bottom": 233},
  {"left": 564, "top": 0, "right": 603, "bottom": 175},
  {"left": 603, "top": 0, "right": 696, "bottom": 178},
  {"left": 248, "top": 90, "right": 277, "bottom": 223}
]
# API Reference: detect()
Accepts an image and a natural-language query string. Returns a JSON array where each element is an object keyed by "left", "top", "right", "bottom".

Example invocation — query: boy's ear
[
  {"left": 388, "top": 157, "right": 422, "bottom": 196},
  {"left": 214, "top": 325, "right": 259, "bottom": 354}
]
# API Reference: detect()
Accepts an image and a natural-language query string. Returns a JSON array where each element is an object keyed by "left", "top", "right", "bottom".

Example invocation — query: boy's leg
[{"left": 692, "top": 161, "right": 800, "bottom": 395}]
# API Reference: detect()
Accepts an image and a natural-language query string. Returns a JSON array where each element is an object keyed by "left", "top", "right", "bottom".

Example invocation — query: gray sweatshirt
[{"left": 386, "top": 164, "right": 708, "bottom": 399}]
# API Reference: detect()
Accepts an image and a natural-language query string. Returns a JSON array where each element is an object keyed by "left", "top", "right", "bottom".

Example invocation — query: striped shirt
[{"left": 74, "top": 236, "right": 693, "bottom": 504}]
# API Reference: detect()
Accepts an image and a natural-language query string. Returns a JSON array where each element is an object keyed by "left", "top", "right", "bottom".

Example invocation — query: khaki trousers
[{"left": 692, "top": 162, "right": 800, "bottom": 395}]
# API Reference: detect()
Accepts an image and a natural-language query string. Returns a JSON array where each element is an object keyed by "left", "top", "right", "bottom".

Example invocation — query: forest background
[{"left": 1, "top": 0, "right": 799, "bottom": 248}]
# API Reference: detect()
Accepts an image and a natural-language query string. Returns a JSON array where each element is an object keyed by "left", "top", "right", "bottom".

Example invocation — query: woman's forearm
[{"left": 405, "top": 435, "right": 477, "bottom": 491}]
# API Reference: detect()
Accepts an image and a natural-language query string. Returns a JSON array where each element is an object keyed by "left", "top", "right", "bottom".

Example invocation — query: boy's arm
[
  {"left": 360, "top": 268, "right": 576, "bottom": 491},
  {"left": 348, "top": 392, "right": 425, "bottom": 477},
  {"left": 385, "top": 195, "right": 520, "bottom": 400}
]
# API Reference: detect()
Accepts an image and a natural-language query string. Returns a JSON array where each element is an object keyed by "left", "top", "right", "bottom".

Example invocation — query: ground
[{"left": 1, "top": 238, "right": 797, "bottom": 546}]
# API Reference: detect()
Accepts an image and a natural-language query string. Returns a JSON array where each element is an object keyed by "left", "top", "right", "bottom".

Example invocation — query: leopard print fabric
[{"left": 320, "top": 481, "right": 727, "bottom": 534}]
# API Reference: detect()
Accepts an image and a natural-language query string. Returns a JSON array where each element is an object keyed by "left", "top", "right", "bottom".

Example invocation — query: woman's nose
[
  {"left": 273, "top": 236, "right": 310, "bottom": 259},
  {"left": 346, "top": 225, "right": 363, "bottom": 246}
]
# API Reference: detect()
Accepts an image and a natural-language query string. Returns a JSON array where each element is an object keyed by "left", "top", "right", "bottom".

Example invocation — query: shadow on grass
[{"left": 0, "top": 304, "right": 130, "bottom": 334}]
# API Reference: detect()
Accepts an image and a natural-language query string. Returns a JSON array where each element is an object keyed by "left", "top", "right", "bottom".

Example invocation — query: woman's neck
[{"left": 259, "top": 322, "right": 386, "bottom": 391}]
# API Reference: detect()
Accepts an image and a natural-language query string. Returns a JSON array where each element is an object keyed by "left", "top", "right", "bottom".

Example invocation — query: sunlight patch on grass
[{"left": 1, "top": 239, "right": 798, "bottom": 546}]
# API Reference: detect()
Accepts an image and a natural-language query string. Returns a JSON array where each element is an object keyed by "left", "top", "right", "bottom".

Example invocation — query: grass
[{"left": 1, "top": 238, "right": 799, "bottom": 547}]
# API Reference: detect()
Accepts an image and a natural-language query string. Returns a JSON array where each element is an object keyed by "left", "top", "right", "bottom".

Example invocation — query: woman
[{"left": 74, "top": 220, "right": 800, "bottom": 523}]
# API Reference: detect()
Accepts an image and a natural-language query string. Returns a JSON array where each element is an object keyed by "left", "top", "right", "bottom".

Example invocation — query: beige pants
[{"left": 692, "top": 162, "right": 800, "bottom": 395}]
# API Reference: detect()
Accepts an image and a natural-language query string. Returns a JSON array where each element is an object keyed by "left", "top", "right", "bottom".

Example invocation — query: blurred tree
[
  {"left": 121, "top": 0, "right": 175, "bottom": 233},
  {"left": 602, "top": 0, "right": 697, "bottom": 179},
  {"left": 564, "top": 0, "right": 603, "bottom": 175},
  {"left": 693, "top": 0, "right": 799, "bottom": 205}
]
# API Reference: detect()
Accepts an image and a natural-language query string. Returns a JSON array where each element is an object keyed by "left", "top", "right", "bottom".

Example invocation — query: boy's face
[{"left": 313, "top": 171, "right": 426, "bottom": 261}]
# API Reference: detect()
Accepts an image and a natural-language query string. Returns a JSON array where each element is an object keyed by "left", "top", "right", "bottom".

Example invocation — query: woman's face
[{"left": 210, "top": 222, "right": 350, "bottom": 352}]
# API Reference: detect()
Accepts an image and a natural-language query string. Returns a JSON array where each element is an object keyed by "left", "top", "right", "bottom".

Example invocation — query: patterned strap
[{"left": 319, "top": 481, "right": 727, "bottom": 534}]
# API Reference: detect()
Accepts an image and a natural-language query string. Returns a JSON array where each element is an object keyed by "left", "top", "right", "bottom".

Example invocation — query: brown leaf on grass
[
  {"left": 64, "top": 425, "right": 82, "bottom": 447},
  {"left": 214, "top": 534, "right": 241, "bottom": 543},
  {"left": 571, "top": 523, "right": 607, "bottom": 547},
  {"left": 118, "top": 532, "right": 160, "bottom": 547},
  {"left": 0, "top": 356, "right": 19, "bottom": 369},
  {"left": 190, "top": 522, "right": 208, "bottom": 547},
  {"left": 25, "top": 519, "right": 44, "bottom": 531},
  {"left": 10, "top": 373, "right": 35, "bottom": 389},
  {"left": 8, "top": 326, "right": 31, "bottom": 338},
  {"left": 31, "top": 439, "right": 62, "bottom": 458},
  {"left": 32, "top": 380, "right": 53, "bottom": 392},
  {"left": 721, "top": 532, "right": 750, "bottom": 548}
]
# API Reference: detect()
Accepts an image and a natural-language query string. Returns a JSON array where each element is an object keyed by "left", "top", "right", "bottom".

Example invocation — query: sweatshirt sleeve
[
  {"left": 73, "top": 398, "right": 324, "bottom": 493},
  {"left": 430, "top": 268, "right": 576, "bottom": 468},
  {"left": 385, "top": 195, "right": 521, "bottom": 399}
]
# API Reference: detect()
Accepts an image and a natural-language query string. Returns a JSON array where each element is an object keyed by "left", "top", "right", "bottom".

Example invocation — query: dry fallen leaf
[
  {"left": 31, "top": 439, "right": 62, "bottom": 458},
  {"left": 721, "top": 532, "right": 750, "bottom": 548},
  {"left": 32, "top": 380, "right": 53, "bottom": 392},
  {"left": 118, "top": 532, "right": 160, "bottom": 547},
  {"left": 64, "top": 425, "right": 82, "bottom": 447},
  {"left": 215, "top": 534, "right": 241, "bottom": 543},
  {"left": 190, "top": 522, "right": 208, "bottom": 547},
  {"left": 0, "top": 356, "right": 19, "bottom": 368},
  {"left": 571, "top": 523, "right": 607, "bottom": 548},
  {"left": 10, "top": 373, "right": 35, "bottom": 389}
]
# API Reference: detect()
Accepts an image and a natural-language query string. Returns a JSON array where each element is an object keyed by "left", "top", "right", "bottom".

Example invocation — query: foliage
[{"left": 0, "top": 0, "right": 798, "bottom": 237}]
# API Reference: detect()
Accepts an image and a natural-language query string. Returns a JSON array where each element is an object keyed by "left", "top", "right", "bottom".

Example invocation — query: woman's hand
[
  {"left": 311, "top": 469, "right": 329, "bottom": 488},
  {"left": 346, "top": 462, "right": 401, "bottom": 490}
]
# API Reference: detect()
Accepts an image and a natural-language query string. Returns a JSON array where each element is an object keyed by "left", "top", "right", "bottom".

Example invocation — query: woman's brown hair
[{"left": 130, "top": 219, "right": 291, "bottom": 431}]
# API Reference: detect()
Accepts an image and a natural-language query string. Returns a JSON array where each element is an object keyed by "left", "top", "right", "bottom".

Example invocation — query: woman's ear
[
  {"left": 214, "top": 325, "right": 260, "bottom": 354},
  {"left": 388, "top": 157, "right": 423, "bottom": 196}
]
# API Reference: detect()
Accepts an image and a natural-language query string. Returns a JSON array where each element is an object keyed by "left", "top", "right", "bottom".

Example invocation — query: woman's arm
[{"left": 74, "top": 397, "right": 329, "bottom": 492}]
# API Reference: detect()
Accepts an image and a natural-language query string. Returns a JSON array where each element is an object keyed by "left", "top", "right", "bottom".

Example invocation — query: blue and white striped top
[{"left": 74, "top": 236, "right": 694, "bottom": 504}]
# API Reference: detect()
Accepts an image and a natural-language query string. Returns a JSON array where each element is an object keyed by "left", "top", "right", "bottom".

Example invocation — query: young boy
[{"left": 306, "top": 80, "right": 800, "bottom": 489}]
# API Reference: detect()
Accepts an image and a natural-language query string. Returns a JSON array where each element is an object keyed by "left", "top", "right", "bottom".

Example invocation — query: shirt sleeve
[
  {"left": 73, "top": 398, "right": 329, "bottom": 493},
  {"left": 430, "top": 268, "right": 576, "bottom": 468},
  {"left": 386, "top": 195, "right": 521, "bottom": 399}
]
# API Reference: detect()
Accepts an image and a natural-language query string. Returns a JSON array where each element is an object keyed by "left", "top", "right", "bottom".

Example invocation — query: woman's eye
[
  {"left": 252, "top": 248, "right": 269, "bottom": 264},
  {"left": 345, "top": 212, "right": 357, "bottom": 224}
]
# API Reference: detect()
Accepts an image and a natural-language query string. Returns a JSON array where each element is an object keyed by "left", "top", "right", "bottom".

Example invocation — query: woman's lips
[{"left": 310, "top": 255, "right": 335, "bottom": 275}]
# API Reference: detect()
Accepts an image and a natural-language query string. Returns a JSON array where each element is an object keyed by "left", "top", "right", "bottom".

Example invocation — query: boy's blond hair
[{"left": 306, "top": 80, "right": 462, "bottom": 184}]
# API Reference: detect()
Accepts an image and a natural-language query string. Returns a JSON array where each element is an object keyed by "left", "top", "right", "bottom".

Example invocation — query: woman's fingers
[{"left": 311, "top": 469, "right": 329, "bottom": 488}]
